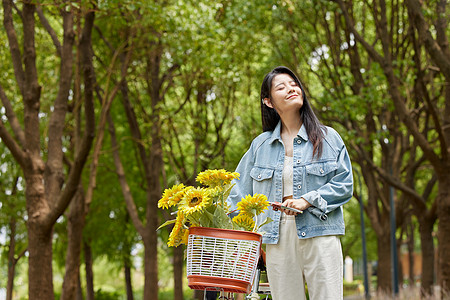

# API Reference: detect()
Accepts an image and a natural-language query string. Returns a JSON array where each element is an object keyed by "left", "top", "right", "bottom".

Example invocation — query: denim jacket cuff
[
  {"left": 301, "top": 190, "right": 327, "bottom": 212},
  {"left": 307, "top": 207, "right": 328, "bottom": 221}
]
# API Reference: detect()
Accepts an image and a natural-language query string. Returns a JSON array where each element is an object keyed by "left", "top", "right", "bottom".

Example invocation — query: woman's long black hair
[{"left": 260, "top": 66, "right": 325, "bottom": 159}]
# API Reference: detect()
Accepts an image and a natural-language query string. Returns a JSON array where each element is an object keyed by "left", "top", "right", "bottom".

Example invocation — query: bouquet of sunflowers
[{"left": 158, "top": 169, "right": 271, "bottom": 247}]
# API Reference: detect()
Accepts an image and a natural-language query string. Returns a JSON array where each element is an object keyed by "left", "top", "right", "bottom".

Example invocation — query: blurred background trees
[{"left": 0, "top": 0, "right": 448, "bottom": 299}]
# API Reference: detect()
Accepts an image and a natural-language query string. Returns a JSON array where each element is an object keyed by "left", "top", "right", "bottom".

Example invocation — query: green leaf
[
  {"left": 222, "top": 183, "right": 236, "bottom": 200},
  {"left": 255, "top": 217, "right": 273, "bottom": 232},
  {"left": 156, "top": 219, "right": 177, "bottom": 231},
  {"left": 197, "top": 210, "right": 214, "bottom": 228},
  {"left": 213, "top": 206, "right": 233, "bottom": 229}
]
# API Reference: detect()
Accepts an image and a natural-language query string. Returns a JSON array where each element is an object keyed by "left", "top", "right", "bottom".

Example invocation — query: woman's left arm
[{"left": 301, "top": 143, "right": 353, "bottom": 214}]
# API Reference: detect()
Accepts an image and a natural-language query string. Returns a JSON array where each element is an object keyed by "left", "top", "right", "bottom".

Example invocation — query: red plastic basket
[{"left": 186, "top": 227, "right": 262, "bottom": 294}]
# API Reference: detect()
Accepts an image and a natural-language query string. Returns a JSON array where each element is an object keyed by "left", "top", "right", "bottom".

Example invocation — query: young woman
[{"left": 227, "top": 66, "right": 353, "bottom": 300}]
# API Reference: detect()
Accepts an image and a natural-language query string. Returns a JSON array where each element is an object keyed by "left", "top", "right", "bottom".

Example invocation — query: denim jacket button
[
  {"left": 297, "top": 159, "right": 301, "bottom": 163},
  {"left": 297, "top": 139, "right": 301, "bottom": 144},
  {"left": 320, "top": 168, "right": 324, "bottom": 173},
  {"left": 258, "top": 174, "right": 261, "bottom": 179},
  {"left": 298, "top": 184, "right": 301, "bottom": 189},
  {"left": 301, "top": 232, "right": 306, "bottom": 237}
]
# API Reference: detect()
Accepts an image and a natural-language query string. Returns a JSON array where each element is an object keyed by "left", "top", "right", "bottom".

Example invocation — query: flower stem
[{"left": 252, "top": 214, "right": 258, "bottom": 232}]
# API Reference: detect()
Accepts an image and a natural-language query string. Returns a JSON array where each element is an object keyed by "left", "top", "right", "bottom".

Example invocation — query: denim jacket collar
[{"left": 269, "top": 121, "right": 309, "bottom": 144}]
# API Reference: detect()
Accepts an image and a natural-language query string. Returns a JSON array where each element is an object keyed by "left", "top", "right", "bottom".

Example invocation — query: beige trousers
[{"left": 266, "top": 215, "right": 343, "bottom": 300}]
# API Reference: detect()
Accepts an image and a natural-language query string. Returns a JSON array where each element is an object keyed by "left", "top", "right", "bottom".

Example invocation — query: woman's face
[{"left": 264, "top": 73, "right": 303, "bottom": 115}]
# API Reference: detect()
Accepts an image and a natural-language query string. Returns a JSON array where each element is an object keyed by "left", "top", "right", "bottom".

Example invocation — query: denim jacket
[{"left": 227, "top": 122, "right": 353, "bottom": 244}]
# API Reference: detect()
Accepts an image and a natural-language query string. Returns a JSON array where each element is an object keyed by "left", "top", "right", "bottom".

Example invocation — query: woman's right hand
[{"left": 281, "top": 197, "right": 311, "bottom": 215}]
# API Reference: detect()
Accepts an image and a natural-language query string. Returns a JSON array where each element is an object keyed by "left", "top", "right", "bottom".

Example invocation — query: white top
[{"left": 282, "top": 155, "right": 293, "bottom": 197}]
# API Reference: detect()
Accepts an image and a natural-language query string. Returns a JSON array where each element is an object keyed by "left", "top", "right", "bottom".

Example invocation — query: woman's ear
[{"left": 263, "top": 98, "right": 273, "bottom": 108}]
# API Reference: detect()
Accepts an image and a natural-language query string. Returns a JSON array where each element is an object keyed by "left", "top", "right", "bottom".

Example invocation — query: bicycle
[
  {"left": 246, "top": 251, "right": 271, "bottom": 300},
  {"left": 203, "top": 251, "right": 272, "bottom": 300}
]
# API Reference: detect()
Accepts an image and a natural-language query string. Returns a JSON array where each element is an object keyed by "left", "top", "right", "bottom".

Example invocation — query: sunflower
[
  {"left": 178, "top": 187, "right": 211, "bottom": 216},
  {"left": 181, "top": 227, "right": 190, "bottom": 245},
  {"left": 167, "top": 213, "right": 187, "bottom": 247},
  {"left": 232, "top": 213, "right": 255, "bottom": 231},
  {"left": 158, "top": 183, "right": 186, "bottom": 209},
  {"left": 196, "top": 169, "right": 240, "bottom": 187},
  {"left": 206, "top": 186, "right": 223, "bottom": 198},
  {"left": 237, "top": 194, "right": 269, "bottom": 216}
]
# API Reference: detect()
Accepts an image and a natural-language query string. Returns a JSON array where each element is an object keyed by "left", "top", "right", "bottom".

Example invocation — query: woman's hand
[{"left": 281, "top": 197, "right": 312, "bottom": 215}]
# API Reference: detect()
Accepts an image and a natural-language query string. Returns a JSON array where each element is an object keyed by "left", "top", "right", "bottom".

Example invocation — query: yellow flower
[
  {"left": 219, "top": 200, "right": 231, "bottom": 212},
  {"left": 232, "top": 213, "right": 255, "bottom": 231},
  {"left": 178, "top": 187, "right": 211, "bottom": 216},
  {"left": 158, "top": 184, "right": 186, "bottom": 209},
  {"left": 196, "top": 169, "right": 240, "bottom": 187},
  {"left": 206, "top": 186, "right": 223, "bottom": 198},
  {"left": 167, "top": 213, "right": 187, "bottom": 247},
  {"left": 237, "top": 194, "right": 269, "bottom": 216},
  {"left": 181, "top": 228, "right": 190, "bottom": 245}
]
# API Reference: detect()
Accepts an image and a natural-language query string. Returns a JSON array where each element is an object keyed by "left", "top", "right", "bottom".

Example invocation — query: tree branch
[
  {"left": 422, "top": 173, "right": 437, "bottom": 201},
  {"left": 0, "top": 83, "right": 25, "bottom": 146},
  {"left": 405, "top": 0, "right": 450, "bottom": 78},
  {"left": 22, "top": 1, "right": 42, "bottom": 157},
  {"left": 335, "top": 0, "right": 385, "bottom": 64},
  {"left": 85, "top": 41, "right": 134, "bottom": 211},
  {"left": 45, "top": 9, "right": 75, "bottom": 206},
  {"left": 435, "top": 0, "right": 449, "bottom": 56},
  {"left": 2, "top": 0, "right": 25, "bottom": 95},
  {"left": 36, "top": 4, "right": 62, "bottom": 56},
  {"left": 47, "top": 8, "right": 96, "bottom": 227},
  {"left": 338, "top": 0, "right": 443, "bottom": 171},
  {"left": 365, "top": 151, "right": 427, "bottom": 209},
  {"left": 107, "top": 111, "right": 146, "bottom": 236},
  {"left": 15, "top": 247, "right": 28, "bottom": 262},
  {"left": 0, "top": 121, "right": 27, "bottom": 167}
]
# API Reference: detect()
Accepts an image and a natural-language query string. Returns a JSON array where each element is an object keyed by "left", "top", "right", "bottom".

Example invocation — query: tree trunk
[
  {"left": 61, "top": 186, "right": 85, "bottom": 300},
  {"left": 173, "top": 246, "right": 184, "bottom": 300},
  {"left": 377, "top": 233, "right": 392, "bottom": 293},
  {"left": 5, "top": 177, "right": 24, "bottom": 300},
  {"left": 143, "top": 235, "right": 159, "bottom": 300},
  {"left": 437, "top": 175, "right": 450, "bottom": 295},
  {"left": 125, "top": 259, "right": 134, "bottom": 300},
  {"left": 84, "top": 241, "right": 95, "bottom": 300},
  {"left": 27, "top": 218, "right": 54, "bottom": 300},
  {"left": 1, "top": 1, "right": 97, "bottom": 299},
  {"left": 407, "top": 219, "right": 415, "bottom": 285},
  {"left": 194, "top": 290, "right": 205, "bottom": 300},
  {"left": 418, "top": 216, "right": 436, "bottom": 296},
  {"left": 76, "top": 274, "right": 83, "bottom": 300},
  {"left": 6, "top": 218, "right": 17, "bottom": 300},
  {"left": 110, "top": 43, "right": 172, "bottom": 300},
  {"left": 397, "top": 236, "right": 404, "bottom": 288}
]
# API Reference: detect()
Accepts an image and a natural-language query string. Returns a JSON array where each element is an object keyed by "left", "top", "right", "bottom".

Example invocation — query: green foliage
[
  {"left": 342, "top": 198, "right": 378, "bottom": 261},
  {"left": 94, "top": 289, "right": 122, "bottom": 300},
  {"left": 343, "top": 280, "right": 363, "bottom": 297},
  {"left": 0, "top": 148, "right": 27, "bottom": 272},
  {"left": 2, "top": 0, "right": 445, "bottom": 296}
]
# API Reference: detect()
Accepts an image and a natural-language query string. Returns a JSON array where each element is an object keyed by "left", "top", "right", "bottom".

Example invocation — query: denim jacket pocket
[
  {"left": 306, "top": 161, "right": 338, "bottom": 188},
  {"left": 250, "top": 167, "right": 274, "bottom": 197},
  {"left": 250, "top": 167, "right": 274, "bottom": 181}
]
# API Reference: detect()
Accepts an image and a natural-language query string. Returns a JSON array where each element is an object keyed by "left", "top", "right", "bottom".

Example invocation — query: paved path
[{"left": 344, "top": 295, "right": 366, "bottom": 300}]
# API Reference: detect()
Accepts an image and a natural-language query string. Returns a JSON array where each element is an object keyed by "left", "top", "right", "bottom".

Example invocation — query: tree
[
  {"left": 0, "top": 1, "right": 96, "bottom": 298},
  {"left": 0, "top": 156, "right": 27, "bottom": 300},
  {"left": 60, "top": 9, "right": 133, "bottom": 297},
  {"left": 262, "top": 0, "right": 440, "bottom": 294},
  {"left": 336, "top": 0, "right": 449, "bottom": 295},
  {"left": 105, "top": 19, "right": 174, "bottom": 299},
  {"left": 159, "top": 2, "right": 275, "bottom": 297}
]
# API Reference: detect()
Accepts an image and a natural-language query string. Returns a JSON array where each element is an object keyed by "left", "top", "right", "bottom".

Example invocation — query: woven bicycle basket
[{"left": 186, "top": 227, "right": 262, "bottom": 294}]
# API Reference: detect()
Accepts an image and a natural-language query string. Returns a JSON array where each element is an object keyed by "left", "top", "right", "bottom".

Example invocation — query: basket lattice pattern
[{"left": 186, "top": 233, "right": 260, "bottom": 284}]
